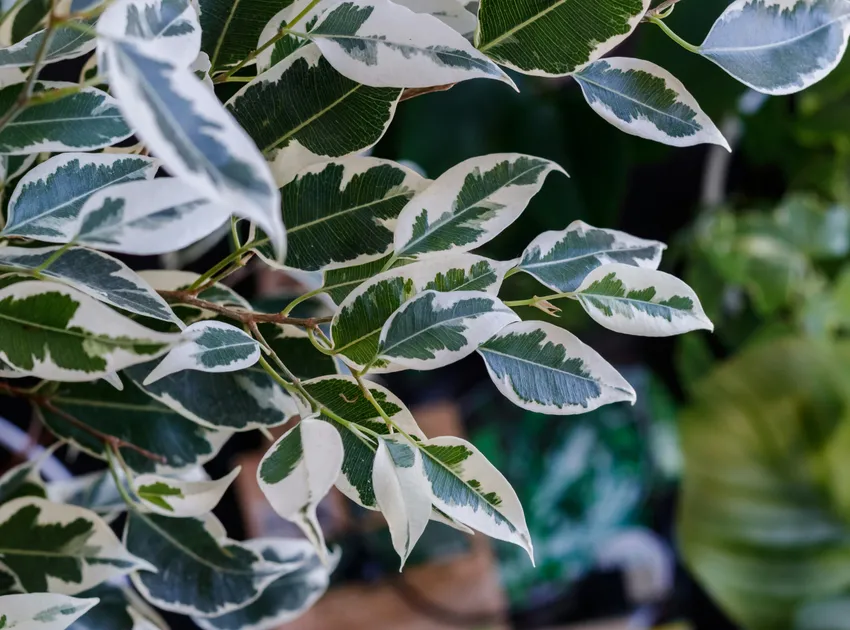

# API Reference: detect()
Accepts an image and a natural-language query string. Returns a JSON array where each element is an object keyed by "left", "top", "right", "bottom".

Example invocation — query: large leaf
[
  {"left": 0, "top": 497, "right": 151, "bottom": 595},
  {"left": 192, "top": 538, "right": 333, "bottom": 630},
  {"left": 308, "top": 0, "right": 513, "bottom": 89},
  {"left": 0, "top": 83, "right": 131, "bottom": 154},
  {"left": 393, "top": 153, "right": 565, "bottom": 259},
  {"left": 574, "top": 58, "right": 729, "bottom": 149},
  {"left": 257, "top": 417, "right": 344, "bottom": 558},
  {"left": 518, "top": 220, "right": 666, "bottom": 293},
  {"left": 0, "top": 281, "right": 178, "bottom": 381},
  {"left": 0, "top": 459, "right": 46, "bottom": 506},
  {"left": 125, "top": 511, "right": 290, "bottom": 617},
  {"left": 0, "top": 593, "right": 98, "bottom": 630},
  {"left": 3, "top": 153, "right": 158, "bottom": 241},
  {"left": 199, "top": 0, "right": 288, "bottom": 68},
  {"left": 378, "top": 289, "right": 519, "bottom": 370},
  {"left": 330, "top": 254, "right": 513, "bottom": 371},
  {"left": 699, "top": 0, "right": 850, "bottom": 95},
  {"left": 226, "top": 44, "right": 401, "bottom": 185},
  {"left": 255, "top": 157, "right": 427, "bottom": 271},
  {"left": 40, "top": 379, "right": 230, "bottom": 474},
  {"left": 98, "top": 35, "right": 285, "bottom": 258},
  {"left": 574, "top": 263, "right": 714, "bottom": 337},
  {"left": 475, "top": 0, "right": 649, "bottom": 76},
  {"left": 68, "top": 583, "right": 169, "bottom": 630},
  {"left": 0, "top": 246, "right": 179, "bottom": 324},
  {"left": 0, "top": 19, "right": 96, "bottom": 67},
  {"left": 134, "top": 467, "right": 241, "bottom": 517},
  {"left": 478, "top": 320, "right": 636, "bottom": 415},
  {"left": 302, "top": 375, "right": 425, "bottom": 509}
]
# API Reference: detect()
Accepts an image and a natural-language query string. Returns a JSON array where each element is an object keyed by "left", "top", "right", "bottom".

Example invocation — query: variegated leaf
[
  {"left": 302, "top": 375, "right": 425, "bottom": 509},
  {"left": 143, "top": 321, "right": 259, "bottom": 385},
  {"left": 254, "top": 157, "right": 427, "bottom": 271},
  {"left": 392, "top": 0, "right": 477, "bottom": 37},
  {"left": 330, "top": 254, "right": 514, "bottom": 371},
  {"left": 0, "top": 281, "right": 178, "bottom": 381},
  {"left": 0, "top": 19, "right": 96, "bottom": 68},
  {"left": 476, "top": 0, "right": 649, "bottom": 76},
  {"left": 0, "top": 459, "right": 46, "bottom": 506},
  {"left": 46, "top": 471, "right": 125, "bottom": 523},
  {"left": 478, "top": 320, "right": 636, "bottom": 414},
  {"left": 373, "top": 436, "right": 432, "bottom": 568},
  {"left": 134, "top": 467, "right": 241, "bottom": 517},
  {"left": 308, "top": 0, "right": 513, "bottom": 89},
  {"left": 322, "top": 255, "right": 395, "bottom": 305},
  {"left": 199, "top": 0, "right": 290, "bottom": 69},
  {"left": 67, "top": 583, "right": 169, "bottom": 630},
  {"left": 257, "top": 417, "right": 344, "bottom": 558},
  {"left": 699, "top": 0, "right": 850, "bottom": 95},
  {"left": 139, "top": 269, "right": 251, "bottom": 325},
  {"left": 518, "top": 220, "right": 666, "bottom": 293},
  {"left": 192, "top": 538, "right": 334, "bottom": 630},
  {"left": 0, "top": 593, "right": 98, "bottom": 630},
  {"left": 574, "top": 263, "right": 714, "bottom": 337},
  {"left": 574, "top": 58, "right": 729, "bottom": 149},
  {"left": 0, "top": 246, "right": 179, "bottom": 324},
  {"left": 0, "top": 83, "right": 131, "bottom": 154},
  {"left": 256, "top": 0, "right": 322, "bottom": 72},
  {"left": 226, "top": 44, "right": 401, "bottom": 186},
  {"left": 378, "top": 290, "right": 519, "bottom": 370},
  {"left": 419, "top": 435, "right": 533, "bottom": 558},
  {"left": 258, "top": 323, "right": 338, "bottom": 379},
  {"left": 98, "top": 34, "right": 285, "bottom": 259},
  {"left": 40, "top": 379, "right": 231, "bottom": 474},
  {"left": 394, "top": 154, "right": 565, "bottom": 258},
  {"left": 3, "top": 153, "right": 158, "bottom": 241},
  {"left": 0, "top": 497, "right": 152, "bottom": 595},
  {"left": 125, "top": 512, "right": 291, "bottom": 617}
]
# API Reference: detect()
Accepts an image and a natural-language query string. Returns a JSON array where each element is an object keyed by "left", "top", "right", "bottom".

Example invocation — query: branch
[
  {"left": 400, "top": 83, "right": 456, "bottom": 101},
  {"left": 157, "top": 290, "right": 332, "bottom": 328}
]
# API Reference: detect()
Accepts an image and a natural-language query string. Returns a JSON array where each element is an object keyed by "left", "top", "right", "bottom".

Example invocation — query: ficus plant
[{"left": 0, "top": 0, "right": 844, "bottom": 626}]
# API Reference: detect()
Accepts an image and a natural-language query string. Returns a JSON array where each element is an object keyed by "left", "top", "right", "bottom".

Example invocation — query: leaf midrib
[
  {"left": 287, "top": 190, "right": 412, "bottom": 234},
  {"left": 521, "top": 246, "right": 657, "bottom": 272},
  {"left": 702, "top": 14, "right": 850, "bottom": 56},
  {"left": 315, "top": 32, "right": 489, "bottom": 66},
  {"left": 478, "top": 0, "right": 576, "bottom": 52},
  {"left": 576, "top": 290, "right": 690, "bottom": 314},
  {"left": 210, "top": 0, "right": 244, "bottom": 68},
  {"left": 380, "top": 304, "right": 491, "bottom": 358}
]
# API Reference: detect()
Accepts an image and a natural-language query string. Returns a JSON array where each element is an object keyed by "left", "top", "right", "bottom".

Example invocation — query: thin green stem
[
  {"left": 504, "top": 266, "right": 521, "bottom": 279},
  {"left": 0, "top": 0, "right": 28, "bottom": 30},
  {"left": 647, "top": 15, "right": 700, "bottom": 54},
  {"left": 106, "top": 448, "right": 138, "bottom": 509},
  {"left": 281, "top": 287, "right": 325, "bottom": 316},
  {"left": 503, "top": 291, "right": 575, "bottom": 308},
  {"left": 352, "top": 371, "right": 410, "bottom": 437},
  {"left": 380, "top": 254, "right": 400, "bottom": 273},
  {"left": 230, "top": 217, "right": 242, "bottom": 250},
  {"left": 307, "top": 328, "right": 335, "bottom": 355},
  {"left": 187, "top": 241, "right": 262, "bottom": 291},
  {"left": 33, "top": 242, "right": 72, "bottom": 274}
]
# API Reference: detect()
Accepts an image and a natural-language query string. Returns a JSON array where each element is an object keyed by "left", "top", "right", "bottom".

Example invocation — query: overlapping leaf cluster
[{"left": 0, "top": 0, "right": 844, "bottom": 625}]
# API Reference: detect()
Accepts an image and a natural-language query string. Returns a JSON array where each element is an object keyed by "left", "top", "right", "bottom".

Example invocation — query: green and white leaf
[
  {"left": 0, "top": 19, "right": 96, "bottom": 68},
  {"left": 574, "top": 263, "right": 714, "bottom": 337},
  {"left": 125, "top": 511, "right": 291, "bottom": 617},
  {"left": 134, "top": 466, "right": 241, "bottom": 517},
  {"left": 699, "top": 0, "right": 850, "bottom": 95},
  {"left": 0, "top": 281, "right": 178, "bottom": 381},
  {"left": 475, "top": 0, "right": 649, "bottom": 76},
  {"left": 392, "top": 0, "right": 477, "bottom": 37},
  {"left": 46, "top": 471, "right": 125, "bottom": 524},
  {"left": 0, "top": 593, "right": 98, "bottom": 630},
  {"left": 394, "top": 153, "right": 565, "bottom": 258},
  {"left": 254, "top": 157, "right": 427, "bottom": 271},
  {"left": 322, "top": 255, "right": 395, "bottom": 305},
  {"left": 302, "top": 375, "right": 425, "bottom": 509},
  {"left": 139, "top": 269, "right": 251, "bottom": 325},
  {"left": 97, "top": 0, "right": 201, "bottom": 66},
  {"left": 255, "top": 0, "right": 322, "bottom": 72},
  {"left": 98, "top": 36, "right": 285, "bottom": 259},
  {"left": 308, "top": 0, "right": 513, "bottom": 89},
  {"left": 39, "top": 380, "right": 231, "bottom": 474},
  {"left": 419, "top": 435, "right": 533, "bottom": 558},
  {"left": 143, "top": 321, "right": 260, "bottom": 385},
  {"left": 0, "top": 459, "right": 46, "bottom": 506},
  {"left": 257, "top": 417, "right": 344, "bottom": 559},
  {"left": 373, "top": 436, "right": 432, "bottom": 568},
  {"left": 378, "top": 290, "right": 519, "bottom": 370},
  {"left": 0, "top": 497, "right": 152, "bottom": 594},
  {"left": 519, "top": 220, "right": 666, "bottom": 293},
  {"left": 574, "top": 58, "right": 729, "bottom": 149},
  {"left": 67, "top": 583, "right": 169, "bottom": 630},
  {"left": 478, "top": 320, "right": 636, "bottom": 415},
  {"left": 192, "top": 538, "right": 334, "bottom": 630},
  {"left": 227, "top": 44, "right": 401, "bottom": 186},
  {"left": 0, "top": 83, "right": 131, "bottom": 154},
  {"left": 0, "top": 246, "right": 179, "bottom": 324},
  {"left": 258, "top": 323, "right": 338, "bottom": 379},
  {"left": 331, "top": 254, "right": 513, "bottom": 370},
  {"left": 199, "top": 0, "right": 289, "bottom": 69}
]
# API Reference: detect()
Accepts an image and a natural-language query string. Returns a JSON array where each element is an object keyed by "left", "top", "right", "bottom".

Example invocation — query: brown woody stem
[{"left": 158, "top": 290, "right": 331, "bottom": 328}]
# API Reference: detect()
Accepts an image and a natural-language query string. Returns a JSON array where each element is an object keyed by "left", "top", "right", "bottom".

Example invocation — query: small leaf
[
  {"left": 378, "top": 290, "right": 519, "bottom": 370},
  {"left": 699, "top": 0, "right": 850, "bottom": 95},
  {"left": 0, "top": 497, "right": 152, "bottom": 595},
  {"left": 0, "top": 460, "right": 45, "bottom": 506},
  {"left": 574, "top": 263, "right": 714, "bottom": 337},
  {"left": 308, "top": 0, "right": 513, "bottom": 89},
  {"left": 476, "top": 0, "right": 649, "bottom": 76},
  {"left": 65, "top": 583, "right": 169, "bottom": 630},
  {"left": 257, "top": 417, "right": 344, "bottom": 559},
  {"left": 134, "top": 467, "right": 241, "bottom": 517},
  {"left": 373, "top": 436, "right": 432, "bottom": 568},
  {"left": 519, "top": 220, "right": 666, "bottom": 293},
  {"left": 0, "top": 19, "right": 96, "bottom": 68},
  {"left": 574, "top": 58, "right": 729, "bottom": 149},
  {"left": 0, "top": 593, "right": 99, "bottom": 630},
  {"left": 478, "top": 320, "right": 636, "bottom": 415},
  {"left": 199, "top": 0, "right": 290, "bottom": 69},
  {"left": 394, "top": 153, "right": 565, "bottom": 259}
]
